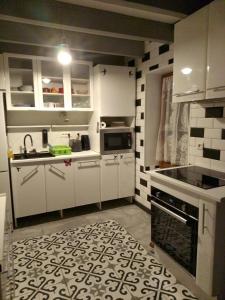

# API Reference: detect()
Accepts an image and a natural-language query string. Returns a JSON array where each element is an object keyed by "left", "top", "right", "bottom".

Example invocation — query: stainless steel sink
[{"left": 13, "top": 152, "right": 54, "bottom": 160}]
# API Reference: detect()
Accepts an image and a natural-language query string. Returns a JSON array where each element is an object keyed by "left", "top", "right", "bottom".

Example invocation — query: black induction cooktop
[{"left": 158, "top": 166, "right": 225, "bottom": 189}]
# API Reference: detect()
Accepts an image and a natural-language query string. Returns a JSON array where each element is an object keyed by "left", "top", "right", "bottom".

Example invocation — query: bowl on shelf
[{"left": 19, "top": 85, "right": 33, "bottom": 92}]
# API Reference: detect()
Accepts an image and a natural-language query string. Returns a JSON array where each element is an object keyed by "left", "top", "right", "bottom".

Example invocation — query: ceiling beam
[
  {"left": 0, "top": 0, "right": 173, "bottom": 42},
  {"left": 0, "top": 20, "right": 144, "bottom": 57},
  {"left": 0, "top": 41, "right": 126, "bottom": 66}
]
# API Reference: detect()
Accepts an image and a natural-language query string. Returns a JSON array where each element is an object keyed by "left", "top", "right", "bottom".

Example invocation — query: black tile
[
  {"left": 145, "top": 166, "right": 150, "bottom": 171},
  {"left": 149, "top": 64, "right": 159, "bottom": 71},
  {"left": 222, "top": 129, "right": 225, "bottom": 140},
  {"left": 140, "top": 166, "right": 145, "bottom": 173},
  {"left": 203, "top": 148, "right": 220, "bottom": 160},
  {"left": 190, "top": 127, "right": 204, "bottom": 138},
  {"left": 135, "top": 126, "right": 141, "bottom": 133},
  {"left": 168, "top": 58, "right": 174, "bottom": 64},
  {"left": 136, "top": 70, "right": 142, "bottom": 79},
  {"left": 128, "top": 59, "right": 135, "bottom": 67},
  {"left": 140, "top": 139, "right": 144, "bottom": 146},
  {"left": 142, "top": 51, "right": 150, "bottom": 62},
  {"left": 159, "top": 44, "right": 169, "bottom": 55},
  {"left": 147, "top": 194, "right": 151, "bottom": 202},
  {"left": 135, "top": 188, "right": 140, "bottom": 196},
  {"left": 140, "top": 178, "right": 148, "bottom": 187},
  {"left": 141, "top": 112, "right": 144, "bottom": 119},
  {"left": 136, "top": 99, "right": 141, "bottom": 106},
  {"left": 135, "top": 151, "right": 140, "bottom": 159},
  {"left": 205, "top": 107, "right": 224, "bottom": 118},
  {"left": 141, "top": 84, "right": 145, "bottom": 92}
]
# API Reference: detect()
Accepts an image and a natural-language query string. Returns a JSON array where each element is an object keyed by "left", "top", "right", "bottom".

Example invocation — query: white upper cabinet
[
  {"left": 173, "top": 6, "right": 208, "bottom": 103},
  {"left": 94, "top": 65, "right": 135, "bottom": 116},
  {"left": 4, "top": 54, "right": 93, "bottom": 111},
  {"left": 0, "top": 55, "right": 6, "bottom": 90},
  {"left": 4, "top": 54, "right": 39, "bottom": 110},
  {"left": 206, "top": 0, "right": 225, "bottom": 99}
]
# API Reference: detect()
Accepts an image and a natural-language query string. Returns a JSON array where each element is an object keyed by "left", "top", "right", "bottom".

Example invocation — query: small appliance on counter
[
  {"left": 69, "top": 134, "right": 82, "bottom": 152},
  {"left": 81, "top": 135, "right": 90, "bottom": 151},
  {"left": 49, "top": 145, "right": 72, "bottom": 156}
]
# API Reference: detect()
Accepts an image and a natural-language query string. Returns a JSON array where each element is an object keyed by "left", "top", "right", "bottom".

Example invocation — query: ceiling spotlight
[
  {"left": 42, "top": 78, "right": 51, "bottom": 84},
  {"left": 57, "top": 44, "right": 72, "bottom": 65},
  {"left": 181, "top": 67, "right": 192, "bottom": 75}
]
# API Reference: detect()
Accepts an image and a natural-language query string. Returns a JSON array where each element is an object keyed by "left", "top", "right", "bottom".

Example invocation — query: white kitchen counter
[
  {"left": 10, "top": 150, "right": 101, "bottom": 165},
  {"left": 0, "top": 194, "right": 6, "bottom": 263},
  {"left": 148, "top": 166, "right": 225, "bottom": 203}
]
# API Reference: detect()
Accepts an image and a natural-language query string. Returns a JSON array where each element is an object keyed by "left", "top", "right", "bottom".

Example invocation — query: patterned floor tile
[{"left": 11, "top": 220, "right": 198, "bottom": 300}]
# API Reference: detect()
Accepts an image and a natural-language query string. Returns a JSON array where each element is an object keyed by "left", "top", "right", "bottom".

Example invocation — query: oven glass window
[{"left": 151, "top": 203, "right": 198, "bottom": 276}]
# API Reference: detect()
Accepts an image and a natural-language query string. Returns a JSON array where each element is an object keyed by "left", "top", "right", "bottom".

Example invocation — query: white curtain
[{"left": 156, "top": 75, "right": 189, "bottom": 166}]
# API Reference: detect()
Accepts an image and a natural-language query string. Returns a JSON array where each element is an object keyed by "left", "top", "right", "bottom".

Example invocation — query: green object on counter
[{"left": 50, "top": 145, "right": 72, "bottom": 156}]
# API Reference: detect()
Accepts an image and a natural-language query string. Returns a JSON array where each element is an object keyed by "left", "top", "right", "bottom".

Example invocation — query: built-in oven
[
  {"left": 100, "top": 128, "right": 134, "bottom": 154},
  {"left": 151, "top": 187, "right": 199, "bottom": 276}
]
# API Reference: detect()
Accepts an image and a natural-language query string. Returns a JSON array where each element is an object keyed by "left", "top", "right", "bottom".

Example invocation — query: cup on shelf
[
  {"left": 43, "top": 87, "right": 50, "bottom": 93},
  {"left": 19, "top": 85, "right": 33, "bottom": 91},
  {"left": 51, "top": 87, "right": 58, "bottom": 93},
  {"left": 59, "top": 87, "right": 64, "bottom": 94}
]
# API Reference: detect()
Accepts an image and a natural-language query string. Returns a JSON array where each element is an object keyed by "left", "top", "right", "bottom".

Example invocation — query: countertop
[
  {"left": 148, "top": 165, "right": 225, "bottom": 203},
  {"left": 0, "top": 194, "right": 6, "bottom": 263},
  {"left": 11, "top": 150, "right": 101, "bottom": 165}
]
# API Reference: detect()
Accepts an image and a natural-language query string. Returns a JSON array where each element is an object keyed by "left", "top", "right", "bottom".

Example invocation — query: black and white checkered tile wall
[
  {"left": 128, "top": 41, "right": 174, "bottom": 209},
  {"left": 189, "top": 102, "right": 225, "bottom": 172}
]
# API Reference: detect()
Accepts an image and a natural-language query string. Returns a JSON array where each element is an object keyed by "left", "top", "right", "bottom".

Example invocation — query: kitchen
[{"left": 0, "top": 0, "right": 224, "bottom": 299}]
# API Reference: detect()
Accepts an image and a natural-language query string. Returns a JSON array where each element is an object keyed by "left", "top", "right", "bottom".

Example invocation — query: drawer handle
[
  {"left": 22, "top": 167, "right": 38, "bottom": 183},
  {"left": 78, "top": 160, "right": 99, "bottom": 167},
  {"left": 174, "top": 89, "right": 204, "bottom": 97},
  {"left": 202, "top": 203, "right": 208, "bottom": 235},
  {"left": 50, "top": 165, "right": 65, "bottom": 177},
  {"left": 207, "top": 85, "right": 225, "bottom": 92}
]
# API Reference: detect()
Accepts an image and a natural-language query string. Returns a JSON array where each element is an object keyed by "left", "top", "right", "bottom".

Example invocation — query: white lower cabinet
[
  {"left": 74, "top": 159, "right": 100, "bottom": 206},
  {"left": 101, "top": 153, "right": 135, "bottom": 202},
  {"left": 11, "top": 164, "right": 46, "bottom": 218},
  {"left": 45, "top": 162, "right": 74, "bottom": 212}
]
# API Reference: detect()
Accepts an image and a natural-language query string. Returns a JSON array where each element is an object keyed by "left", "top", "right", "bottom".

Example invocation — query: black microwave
[{"left": 100, "top": 128, "right": 134, "bottom": 154}]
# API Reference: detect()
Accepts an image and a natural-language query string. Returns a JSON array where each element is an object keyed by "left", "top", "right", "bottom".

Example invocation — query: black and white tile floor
[{"left": 12, "top": 220, "right": 198, "bottom": 300}]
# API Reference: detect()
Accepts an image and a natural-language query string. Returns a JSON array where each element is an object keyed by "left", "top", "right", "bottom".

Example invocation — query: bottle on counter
[
  {"left": 70, "top": 133, "right": 82, "bottom": 152},
  {"left": 7, "top": 146, "right": 14, "bottom": 159}
]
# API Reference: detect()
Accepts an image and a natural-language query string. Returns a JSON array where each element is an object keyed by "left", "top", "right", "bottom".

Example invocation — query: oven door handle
[{"left": 151, "top": 200, "right": 187, "bottom": 224}]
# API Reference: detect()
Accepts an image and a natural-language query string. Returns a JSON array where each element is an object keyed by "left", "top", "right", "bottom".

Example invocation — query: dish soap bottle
[
  {"left": 72, "top": 133, "right": 82, "bottom": 152},
  {"left": 7, "top": 146, "right": 14, "bottom": 159}
]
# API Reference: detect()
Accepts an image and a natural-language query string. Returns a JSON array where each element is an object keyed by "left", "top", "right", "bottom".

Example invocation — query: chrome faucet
[{"left": 23, "top": 134, "right": 33, "bottom": 155}]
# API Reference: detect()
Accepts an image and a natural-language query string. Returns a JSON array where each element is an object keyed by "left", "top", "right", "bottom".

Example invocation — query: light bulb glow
[
  {"left": 42, "top": 78, "right": 51, "bottom": 84},
  {"left": 57, "top": 49, "right": 72, "bottom": 65},
  {"left": 181, "top": 67, "right": 192, "bottom": 75}
]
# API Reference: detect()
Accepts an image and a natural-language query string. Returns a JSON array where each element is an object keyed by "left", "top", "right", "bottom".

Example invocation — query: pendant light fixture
[{"left": 57, "top": 43, "right": 72, "bottom": 65}]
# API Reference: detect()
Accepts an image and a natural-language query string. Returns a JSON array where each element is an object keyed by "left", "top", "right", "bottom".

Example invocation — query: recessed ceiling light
[{"left": 181, "top": 67, "right": 192, "bottom": 75}]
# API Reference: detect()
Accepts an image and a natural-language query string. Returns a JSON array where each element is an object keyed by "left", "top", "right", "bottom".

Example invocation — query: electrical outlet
[{"left": 197, "top": 142, "right": 204, "bottom": 150}]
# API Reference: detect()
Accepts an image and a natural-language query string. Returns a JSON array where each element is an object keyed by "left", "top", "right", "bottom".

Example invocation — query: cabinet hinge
[{"left": 101, "top": 69, "right": 106, "bottom": 75}]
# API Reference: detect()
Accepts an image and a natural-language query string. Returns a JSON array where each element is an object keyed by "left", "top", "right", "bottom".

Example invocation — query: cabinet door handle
[
  {"left": 50, "top": 165, "right": 65, "bottom": 177},
  {"left": 120, "top": 154, "right": 123, "bottom": 159},
  {"left": 207, "top": 85, "right": 225, "bottom": 92},
  {"left": 78, "top": 160, "right": 99, "bottom": 167},
  {"left": 22, "top": 167, "right": 38, "bottom": 183},
  {"left": 174, "top": 89, "right": 204, "bottom": 97},
  {"left": 202, "top": 203, "right": 208, "bottom": 235}
]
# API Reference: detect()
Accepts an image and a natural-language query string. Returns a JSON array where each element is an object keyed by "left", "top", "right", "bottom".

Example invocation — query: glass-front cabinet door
[
  {"left": 69, "top": 62, "right": 93, "bottom": 110},
  {"left": 38, "top": 59, "right": 66, "bottom": 110},
  {"left": 5, "top": 54, "right": 38, "bottom": 110}
]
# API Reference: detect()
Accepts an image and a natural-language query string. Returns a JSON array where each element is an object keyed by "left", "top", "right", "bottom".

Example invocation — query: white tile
[
  {"left": 211, "top": 160, "right": 225, "bottom": 172},
  {"left": 190, "top": 107, "right": 205, "bottom": 118},
  {"left": 213, "top": 118, "right": 225, "bottom": 129},
  {"left": 189, "top": 137, "right": 196, "bottom": 147},
  {"left": 197, "top": 118, "right": 213, "bottom": 128},
  {"left": 212, "top": 139, "right": 225, "bottom": 150},
  {"left": 220, "top": 151, "right": 225, "bottom": 162},
  {"left": 204, "top": 128, "right": 221, "bottom": 139},
  {"left": 195, "top": 157, "right": 211, "bottom": 168},
  {"left": 190, "top": 118, "right": 197, "bottom": 127},
  {"left": 189, "top": 146, "right": 203, "bottom": 157},
  {"left": 188, "top": 155, "right": 196, "bottom": 164}
]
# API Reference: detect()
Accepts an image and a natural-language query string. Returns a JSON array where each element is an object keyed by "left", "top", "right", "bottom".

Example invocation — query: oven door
[
  {"left": 151, "top": 197, "right": 198, "bottom": 276},
  {"left": 101, "top": 130, "right": 133, "bottom": 154}
]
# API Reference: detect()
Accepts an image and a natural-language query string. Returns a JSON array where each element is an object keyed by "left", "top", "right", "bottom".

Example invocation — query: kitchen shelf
[
  {"left": 42, "top": 76, "right": 63, "bottom": 80},
  {"left": 10, "top": 68, "right": 32, "bottom": 72},
  {"left": 7, "top": 125, "right": 51, "bottom": 129},
  {"left": 71, "top": 78, "right": 89, "bottom": 83},
  {"left": 72, "top": 94, "right": 90, "bottom": 97},
  {"left": 51, "top": 124, "right": 89, "bottom": 128},
  {"left": 10, "top": 91, "right": 34, "bottom": 94},
  {"left": 43, "top": 93, "right": 64, "bottom": 96}
]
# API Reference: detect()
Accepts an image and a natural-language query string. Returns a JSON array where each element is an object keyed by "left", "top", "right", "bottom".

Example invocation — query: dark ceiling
[{"left": 126, "top": 0, "right": 214, "bottom": 14}]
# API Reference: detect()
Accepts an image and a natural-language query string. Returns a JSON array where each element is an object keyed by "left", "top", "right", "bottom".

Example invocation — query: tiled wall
[
  {"left": 189, "top": 101, "right": 225, "bottom": 172},
  {"left": 129, "top": 41, "right": 174, "bottom": 209}
]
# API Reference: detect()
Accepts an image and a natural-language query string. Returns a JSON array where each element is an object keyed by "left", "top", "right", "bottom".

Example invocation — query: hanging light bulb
[{"left": 57, "top": 44, "right": 72, "bottom": 65}]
